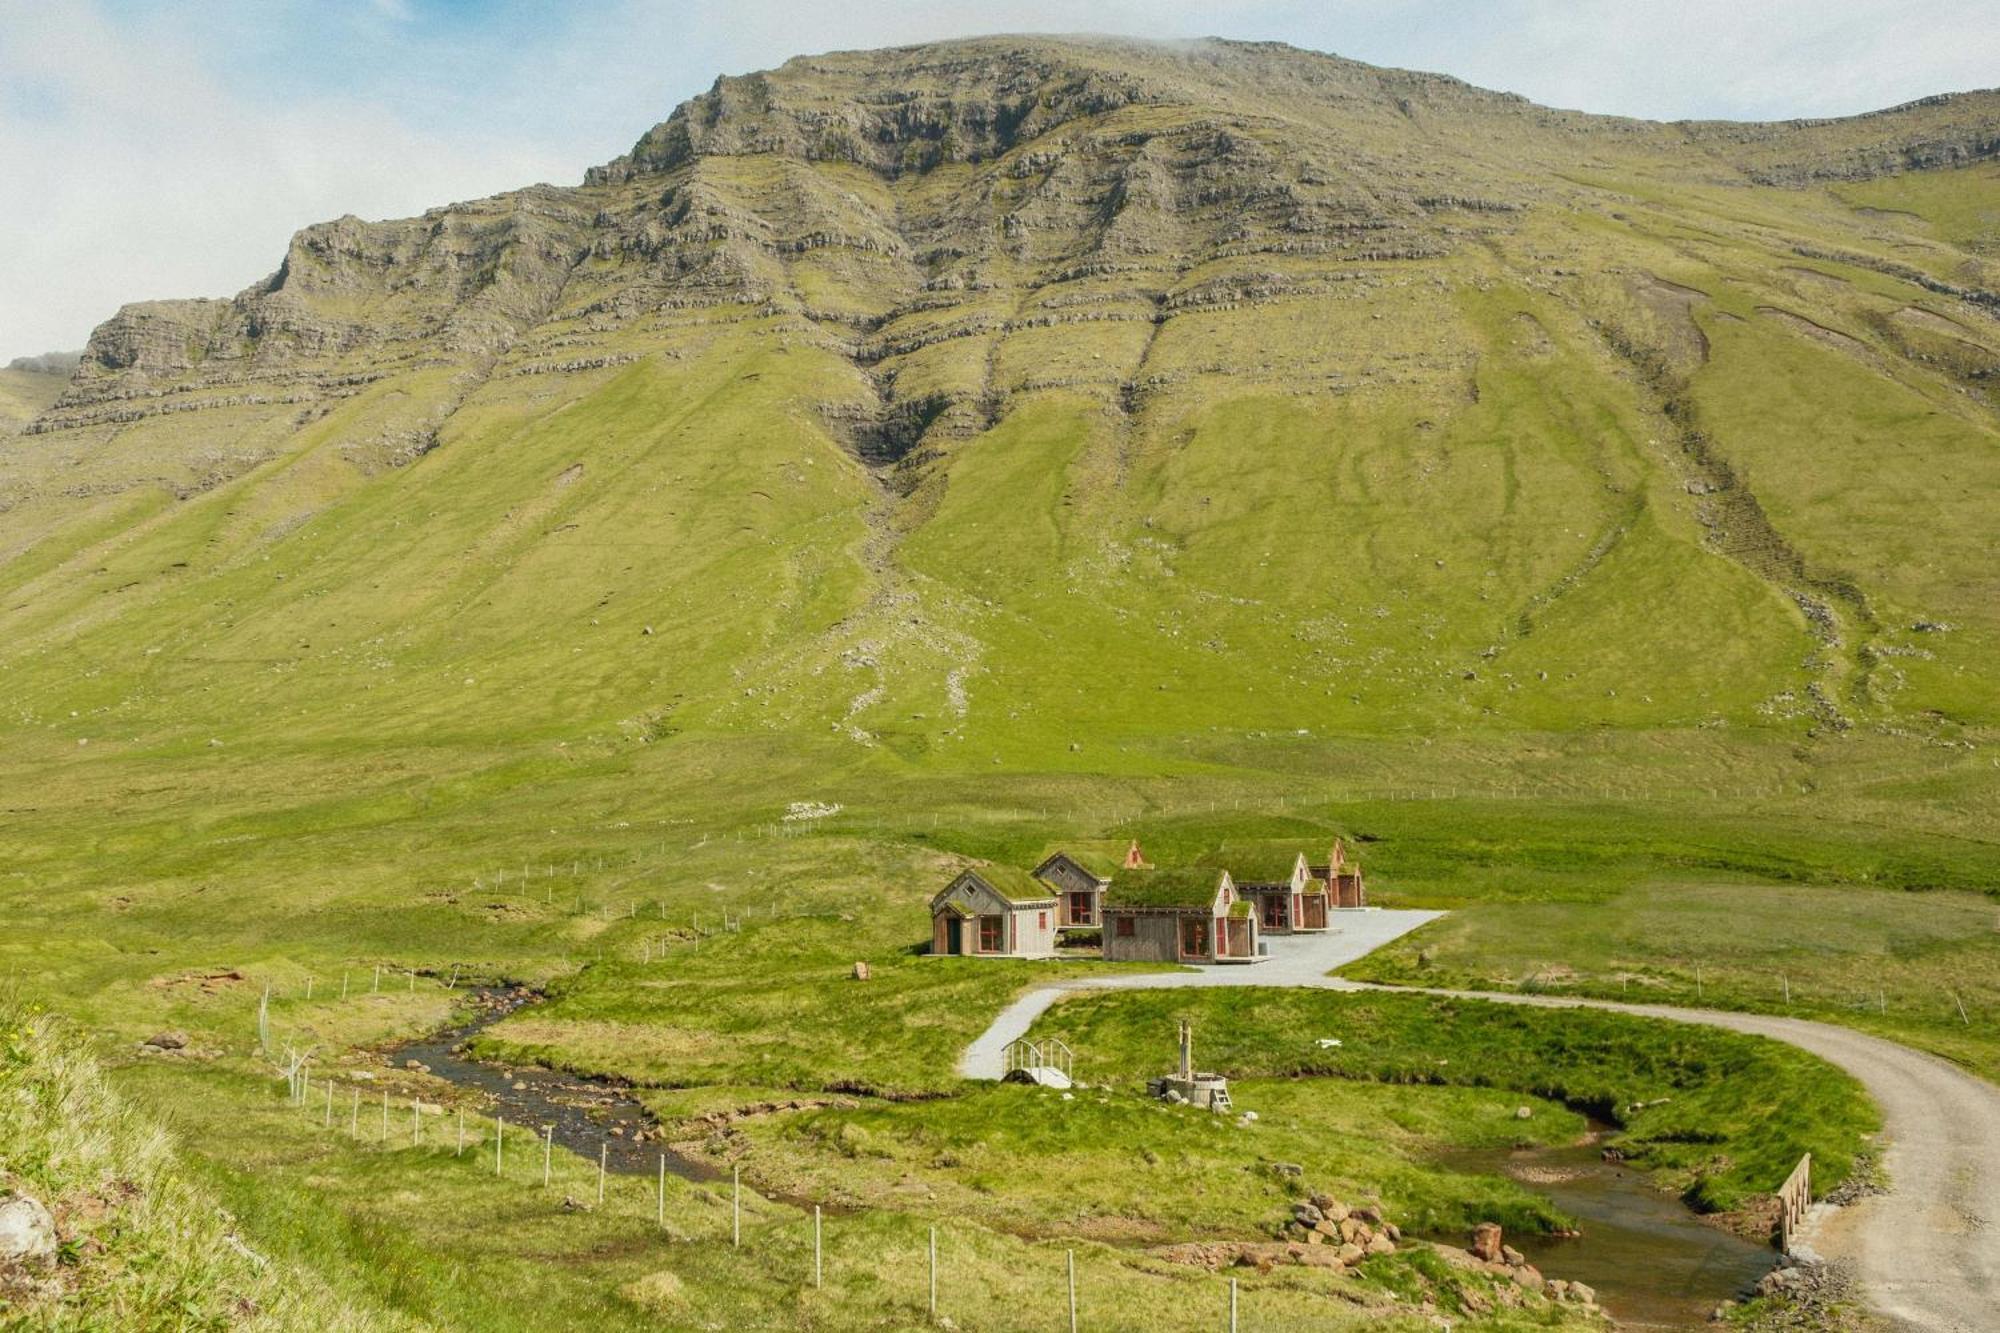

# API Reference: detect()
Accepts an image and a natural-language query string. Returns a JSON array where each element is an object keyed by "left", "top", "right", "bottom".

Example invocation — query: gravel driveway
[{"left": 961, "top": 920, "right": 1999, "bottom": 1333}]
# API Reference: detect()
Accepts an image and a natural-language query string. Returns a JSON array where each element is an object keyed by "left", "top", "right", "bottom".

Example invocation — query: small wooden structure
[
  {"left": 929, "top": 867, "right": 1058, "bottom": 958},
  {"left": 1149, "top": 1019, "right": 1231, "bottom": 1111},
  {"left": 1101, "top": 868, "right": 1258, "bottom": 964},
  {"left": 1214, "top": 848, "right": 1329, "bottom": 934},
  {"left": 1032, "top": 841, "right": 1143, "bottom": 930},
  {"left": 1777, "top": 1153, "right": 1812, "bottom": 1252},
  {"left": 1001, "top": 1036, "right": 1074, "bottom": 1089},
  {"left": 1309, "top": 839, "right": 1367, "bottom": 910}
]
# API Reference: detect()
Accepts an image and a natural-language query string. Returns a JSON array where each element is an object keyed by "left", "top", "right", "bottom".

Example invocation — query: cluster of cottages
[{"left": 928, "top": 839, "right": 1368, "bottom": 964}]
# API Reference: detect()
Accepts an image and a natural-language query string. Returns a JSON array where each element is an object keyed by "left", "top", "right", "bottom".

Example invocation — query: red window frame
[
  {"left": 1069, "top": 891, "right": 1093, "bottom": 925},
  {"left": 978, "top": 915, "right": 1004, "bottom": 952}
]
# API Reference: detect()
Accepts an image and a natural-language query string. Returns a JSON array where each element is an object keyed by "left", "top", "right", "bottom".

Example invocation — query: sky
[{"left": 1, "top": 0, "right": 1994, "bottom": 356}]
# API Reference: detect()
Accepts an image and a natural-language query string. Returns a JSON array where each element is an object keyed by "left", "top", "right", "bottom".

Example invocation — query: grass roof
[
  {"left": 966, "top": 866, "right": 1057, "bottom": 904},
  {"left": 1035, "top": 845, "right": 1121, "bottom": 881},
  {"left": 1201, "top": 845, "right": 1305, "bottom": 885},
  {"left": 1104, "top": 868, "right": 1227, "bottom": 910}
]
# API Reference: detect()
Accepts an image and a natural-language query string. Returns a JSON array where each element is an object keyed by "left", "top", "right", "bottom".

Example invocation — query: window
[
  {"left": 1038, "top": 912, "right": 1048, "bottom": 929},
  {"left": 1114, "top": 915, "right": 1135, "bottom": 938},
  {"left": 1069, "top": 891, "right": 1093, "bottom": 925},
  {"left": 1180, "top": 917, "right": 1210, "bottom": 958},
  {"left": 978, "top": 915, "right": 1004, "bottom": 952}
]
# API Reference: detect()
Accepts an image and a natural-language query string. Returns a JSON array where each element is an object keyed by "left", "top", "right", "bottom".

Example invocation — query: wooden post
[
  {"left": 1953, "top": 991, "right": 1970, "bottom": 1025},
  {"left": 457, "top": 1109, "right": 465, "bottom": 1156},
  {"left": 544, "top": 1126, "right": 553, "bottom": 1187},
  {"left": 1228, "top": 1276, "right": 1238, "bottom": 1333},
  {"left": 305, "top": 975, "right": 314, "bottom": 1000},
  {"left": 928, "top": 1227, "right": 937, "bottom": 1318},
  {"left": 341, "top": 971, "right": 349, "bottom": 999},
  {"left": 412, "top": 1099, "right": 420, "bottom": 1147},
  {"left": 350, "top": 1088, "right": 359, "bottom": 1137},
  {"left": 373, "top": 964, "right": 381, "bottom": 993},
  {"left": 658, "top": 1154, "right": 666, "bottom": 1229},
  {"left": 1067, "top": 1249, "right": 1076, "bottom": 1333},
  {"left": 1879, "top": 989, "right": 1887, "bottom": 1015},
  {"left": 598, "top": 1142, "right": 608, "bottom": 1204},
  {"left": 324, "top": 1082, "right": 333, "bottom": 1129},
  {"left": 495, "top": 1116, "right": 504, "bottom": 1175},
  {"left": 408, "top": 972, "right": 414, "bottom": 994},
  {"left": 1782, "top": 974, "right": 1790, "bottom": 1004},
  {"left": 381, "top": 1090, "right": 389, "bottom": 1141},
  {"left": 732, "top": 1164, "right": 740, "bottom": 1246}
]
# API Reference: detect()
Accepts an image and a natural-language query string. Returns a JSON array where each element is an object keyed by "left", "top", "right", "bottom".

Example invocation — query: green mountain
[{"left": 4, "top": 34, "right": 1998, "bottom": 847}]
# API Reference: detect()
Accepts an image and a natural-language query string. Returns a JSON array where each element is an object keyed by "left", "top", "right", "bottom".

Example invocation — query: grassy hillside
[{"left": 1, "top": 34, "right": 1996, "bottom": 1330}]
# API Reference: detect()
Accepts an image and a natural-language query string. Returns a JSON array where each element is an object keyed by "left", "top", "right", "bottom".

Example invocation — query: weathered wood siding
[{"left": 1103, "top": 911, "right": 1180, "bottom": 962}]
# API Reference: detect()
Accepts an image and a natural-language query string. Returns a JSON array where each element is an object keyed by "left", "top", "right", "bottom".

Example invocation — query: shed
[
  {"left": 1101, "top": 868, "right": 1258, "bottom": 964},
  {"left": 1307, "top": 839, "right": 1368, "bottom": 910},
  {"left": 1033, "top": 839, "right": 1144, "bottom": 929},
  {"left": 1206, "top": 846, "right": 1323, "bottom": 934},
  {"left": 929, "top": 868, "right": 1058, "bottom": 958}
]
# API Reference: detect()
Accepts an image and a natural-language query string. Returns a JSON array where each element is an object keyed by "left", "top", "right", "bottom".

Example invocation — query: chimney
[{"left": 1178, "top": 1019, "right": 1193, "bottom": 1081}]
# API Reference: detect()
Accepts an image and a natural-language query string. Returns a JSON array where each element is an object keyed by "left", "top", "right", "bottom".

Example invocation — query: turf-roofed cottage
[
  {"left": 1031, "top": 840, "right": 1145, "bottom": 930},
  {"left": 929, "top": 867, "right": 1059, "bottom": 958},
  {"left": 1100, "top": 868, "right": 1259, "bottom": 964},
  {"left": 1208, "top": 847, "right": 1329, "bottom": 934},
  {"left": 1310, "top": 839, "right": 1367, "bottom": 909}
]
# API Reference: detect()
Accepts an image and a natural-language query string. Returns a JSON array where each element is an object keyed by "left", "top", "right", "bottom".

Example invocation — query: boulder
[
  {"left": 1569, "top": 1281, "right": 1597, "bottom": 1307},
  {"left": 1335, "top": 1243, "right": 1366, "bottom": 1267},
  {"left": 0, "top": 1194, "right": 57, "bottom": 1270},
  {"left": 1510, "top": 1264, "right": 1544, "bottom": 1291},
  {"left": 1270, "top": 1162, "right": 1304, "bottom": 1178},
  {"left": 1291, "top": 1202, "right": 1324, "bottom": 1226},
  {"left": 1366, "top": 1233, "right": 1395, "bottom": 1256},
  {"left": 851, "top": 962, "right": 870, "bottom": 981},
  {"left": 1501, "top": 1244, "right": 1525, "bottom": 1266},
  {"left": 145, "top": 1030, "right": 190, "bottom": 1050},
  {"left": 1308, "top": 1192, "right": 1347, "bottom": 1220},
  {"left": 1351, "top": 1203, "right": 1383, "bottom": 1225},
  {"left": 1469, "top": 1221, "right": 1504, "bottom": 1263},
  {"left": 1383, "top": 1222, "right": 1401, "bottom": 1242}
]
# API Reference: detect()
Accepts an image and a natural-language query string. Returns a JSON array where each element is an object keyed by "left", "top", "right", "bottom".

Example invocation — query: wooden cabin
[
  {"left": 1211, "top": 848, "right": 1329, "bottom": 934},
  {"left": 1308, "top": 839, "right": 1367, "bottom": 909},
  {"left": 929, "top": 868, "right": 1058, "bottom": 958},
  {"left": 1101, "top": 868, "right": 1258, "bottom": 965},
  {"left": 1032, "top": 840, "right": 1145, "bottom": 930}
]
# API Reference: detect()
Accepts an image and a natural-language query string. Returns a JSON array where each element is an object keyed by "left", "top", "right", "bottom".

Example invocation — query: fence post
[
  {"left": 1068, "top": 1249, "right": 1077, "bottom": 1332},
  {"left": 658, "top": 1154, "right": 666, "bottom": 1229},
  {"left": 814, "top": 1205, "right": 822, "bottom": 1289},
  {"left": 350, "top": 1089, "right": 359, "bottom": 1137},
  {"left": 457, "top": 1109, "right": 464, "bottom": 1156},
  {"left": 1228, "top": 1276, "right": 1238, "bottom": 1333},
  {"left": 733, "top": 1165, "right": 741, "bottom": 1246},
  {"left": 598, "top": 1142, "right": 608, "bottom": 1204},
  {"left": 929, "top": 1227, "right": 937, "bottom": 1318},
  {"left": 496, "top": 1116, "right": 504, "bottom": 1175},
  {"left": 544, "top": 1126, "right": 553, "bottom": 1187}
]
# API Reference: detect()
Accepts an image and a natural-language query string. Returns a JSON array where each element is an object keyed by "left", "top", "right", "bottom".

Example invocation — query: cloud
[{"left": 1, "top": 0, "right": 1993, "bottom": 355}]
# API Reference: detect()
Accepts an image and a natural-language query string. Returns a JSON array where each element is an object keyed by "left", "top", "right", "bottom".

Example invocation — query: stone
[
  {"left": 512, "top": 1081, "right": 528, "bottom": 1091},
  {"left": 1383, "top": 1222, "right": 1401, "bottom": 1242},
  {"left": 1515, "top": 1105, "right": 1533, "bottom": 1119},
  {"left": 1569, "top": 1281, "right": 1597, "bottom": 1306},
  {"left": 1302, "top": 1228, "right": 1323, "bottom": 1246},
  {"left": 1510, "top": 1264, "right": 1544, "bottom": 1291},
  {"left": 1335, "top": 1243, "right": 1365, "bottom": 1267},
  {"left": 1271, "top": 1162, "right": 1304, "bottom": 1178},
  {"left": 1309, "top": 1194, "right": 1348, "bottom": 1221},
  {"left": 0, "top": 1194, "right": 58, "bottom": 1270},
  {"left": 1366, "top": 1233, "right": 1395, "bottom": 1255},
  {"left": 851, "top": 961, "right": 870, "bottom": 981},
  {"left": 1350, "top": 1203, "right": 1383, "bottom": 1225},
  {"left": 1469, "top": 1221, "right": 1504, "bottom": 1263},
  {"left": 145, "top": 1030, "right": 190, "bottom": 1050},
  {"left": 1312, "top": 1219, "right": 1340, "bottom": 1238},
  {"left": 1500, "top": 1244, "right": 1525, "bottom": 1266},
  {"left": 1291, "top": 1202, "right": 1323, "bottom": 1226}
]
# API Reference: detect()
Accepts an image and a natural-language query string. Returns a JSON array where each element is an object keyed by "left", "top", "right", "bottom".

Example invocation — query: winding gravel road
[{"left": 962, "top": 917, "right": 1998, "bottom": 1333}]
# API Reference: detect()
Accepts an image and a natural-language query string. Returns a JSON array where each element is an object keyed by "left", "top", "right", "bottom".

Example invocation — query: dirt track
[{"left": 963, "top": 923, "right": 1998, "bottom": 1332}]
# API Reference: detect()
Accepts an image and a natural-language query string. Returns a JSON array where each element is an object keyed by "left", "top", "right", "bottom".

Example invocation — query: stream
[
  {"left": 397, "top": 993, "right": 1774, "bottom": 1326},
  {"left": 1432, "top": 1133, "right": 1775, "bottom": 1330},
  {"left": 388, "top": 987, "right": 719, "bottom": 1183}
]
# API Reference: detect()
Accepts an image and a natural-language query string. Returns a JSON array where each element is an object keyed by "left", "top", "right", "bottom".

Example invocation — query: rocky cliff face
[{"left": 3, "top": 36, "right": 1997, "bottom": 751}]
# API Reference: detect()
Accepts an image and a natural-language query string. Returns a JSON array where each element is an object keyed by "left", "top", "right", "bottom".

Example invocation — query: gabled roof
[
  {"left": 1032, "top": 840, "right": 1128, "bottom": 880},
  {"left": 1104, "top": 867, "right": 1230, "bottom": 910},
  {"left": 1201, "top": 844, "right": 1306, "bottom": 886},
  {"left": 1301, "top": 876, "right": 1328, "bottom": 896},
  {"left": 930, "top": 866, "right": 1055, "bottom": 910}
]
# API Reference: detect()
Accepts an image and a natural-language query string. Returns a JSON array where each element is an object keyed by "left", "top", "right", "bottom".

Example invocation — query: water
[
  {"left": 389, "top": 987, "right": 720, "bottom": 1183},
  {"left": 1435, "top": 1133, "right": 1775, "bottom": 1330}
]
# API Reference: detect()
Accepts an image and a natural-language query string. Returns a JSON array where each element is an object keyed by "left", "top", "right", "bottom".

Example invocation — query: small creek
[
  {"left": 1432, "top": 1133, "right": 1775, "bottom": 1330},
  {"left": 397, "top": 993, "right": 1772, "bottom": 1327},
  {"left": 389, "top": 987, "right": 720, "bottom": 1184}
]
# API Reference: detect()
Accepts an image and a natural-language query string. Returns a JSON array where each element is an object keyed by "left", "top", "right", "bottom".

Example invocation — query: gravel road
[{"left": 961, "top": 921, "right": 1998, "bottom": 1332}]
